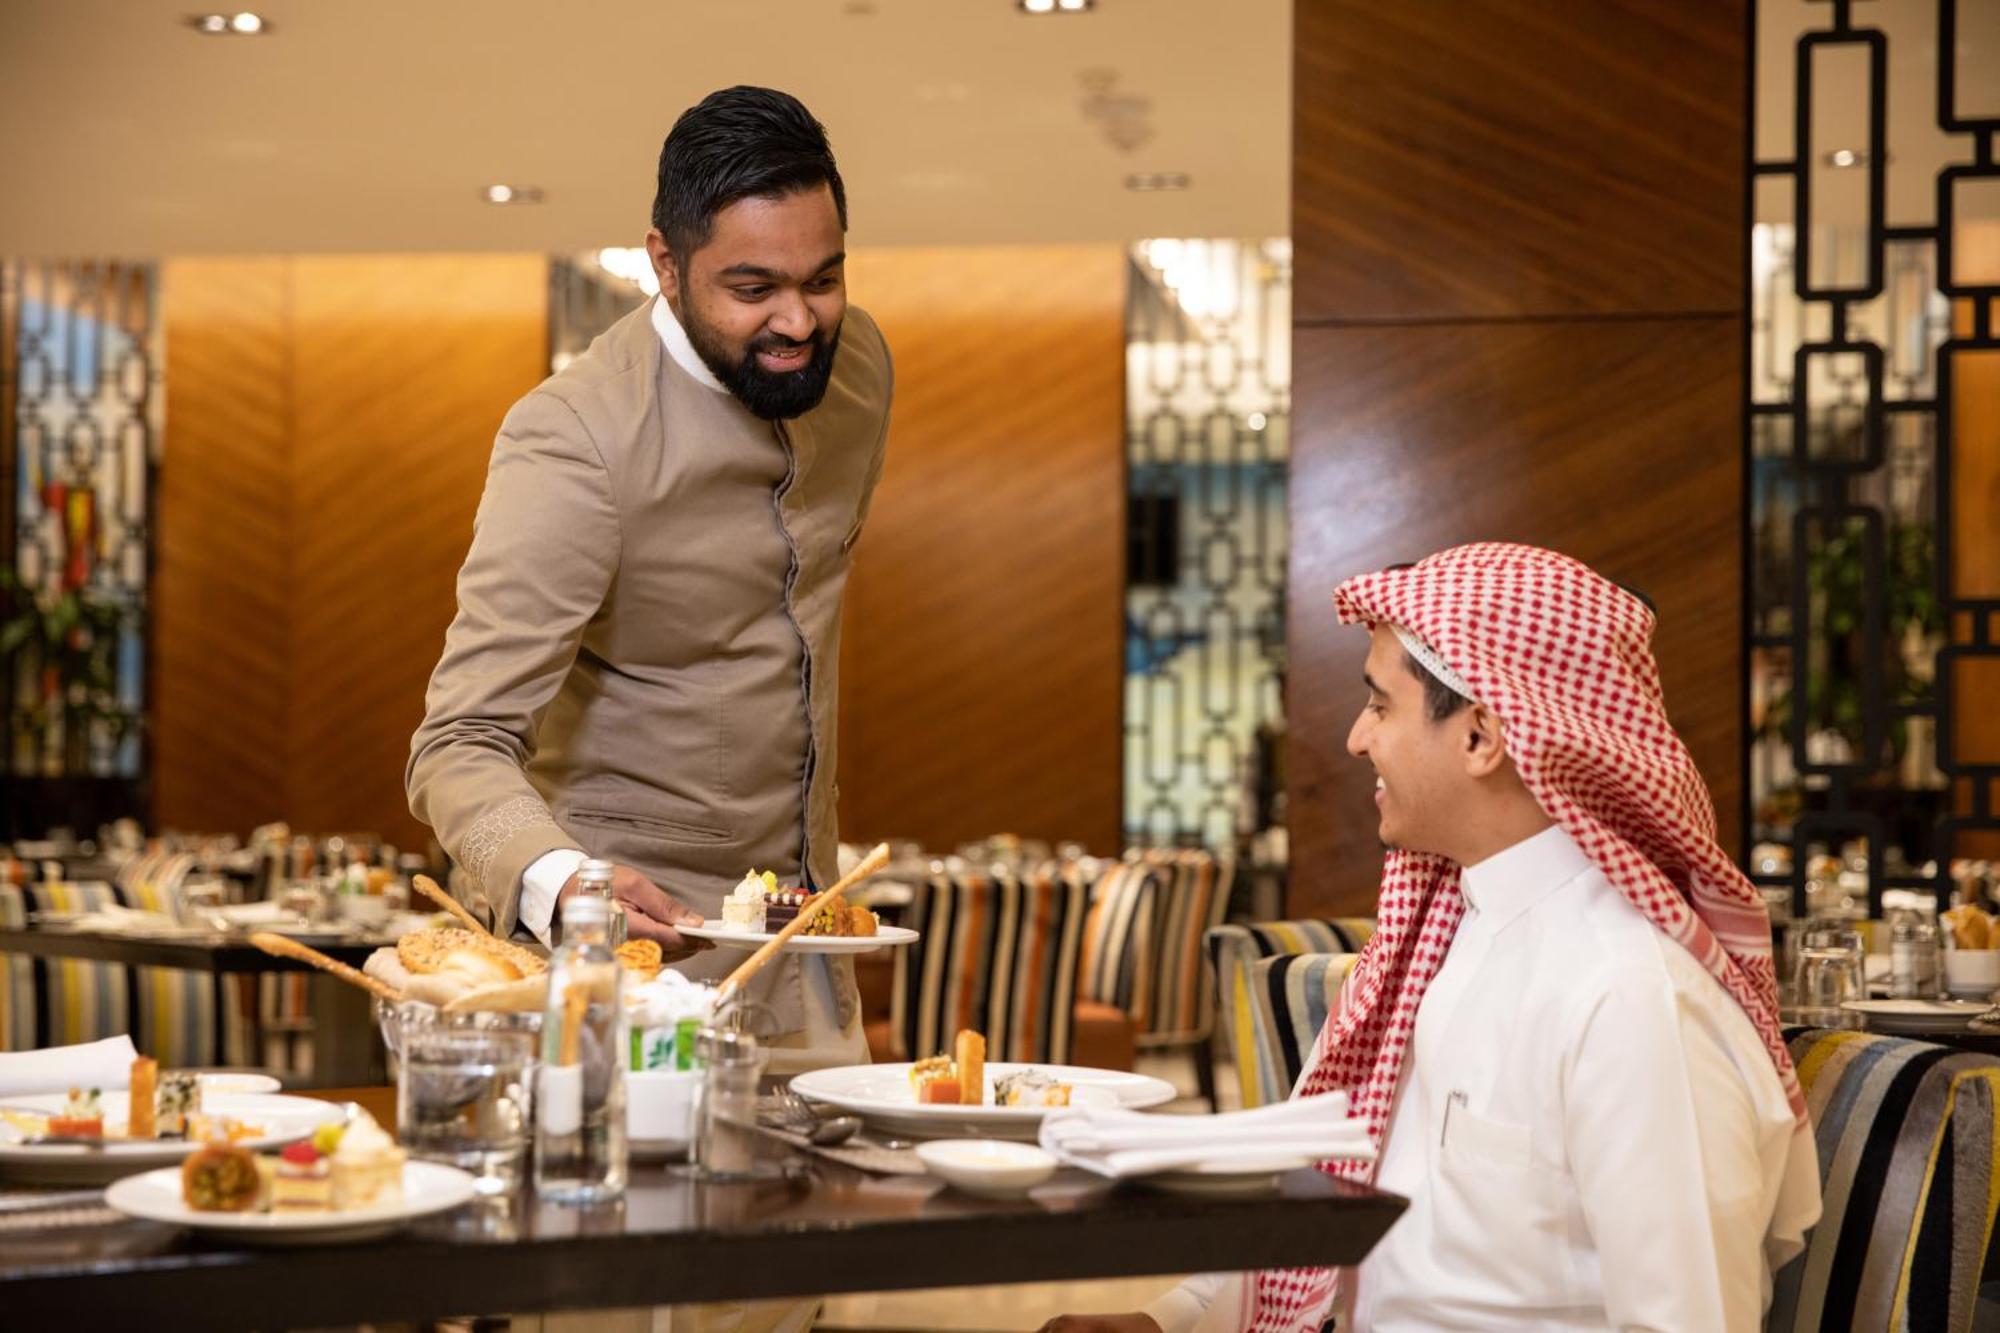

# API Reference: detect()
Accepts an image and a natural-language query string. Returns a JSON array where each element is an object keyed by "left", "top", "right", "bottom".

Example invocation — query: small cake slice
[
  {"left": 271, "top": 1140, "right": 334, "bottom": 1212},
  {"left": 157, "top": 1070, "right": 201, "bottom": 1138},
  {"left": 721, "top": 872, "right": 768, "bottom": 933},
  {"left": 331, "top": 1112, "right": 405, "bottom": 1210},
  {"left": 48, "top": 1087, "right": 104, "bottom": 1140}
]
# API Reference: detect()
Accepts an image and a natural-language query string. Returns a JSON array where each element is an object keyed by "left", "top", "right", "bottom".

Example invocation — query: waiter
[
  {"left": 1048, "top": 544, "right": 1821, "bottom": 1332},
  {"left": 409, "top": 86, "right": 891, "bottom": 1073}
]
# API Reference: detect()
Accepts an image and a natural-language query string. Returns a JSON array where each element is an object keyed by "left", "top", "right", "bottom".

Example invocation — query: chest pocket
[{"left": 1430, "top": 1098, "right": 1577, "bottom": 1307}]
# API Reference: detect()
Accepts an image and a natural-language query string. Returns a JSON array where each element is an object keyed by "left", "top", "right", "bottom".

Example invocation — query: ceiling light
[
  {"left": 1126, "top": 172, "right": 1191, "bottom": 192},
  {"left": 1824, "top": 149, "right": 1869, "bottom": 168},
  {"left": 188, "top": 11, "right": 271, "bottom": 35},
  {"left": 1021, "top": 0, "right": 1093, "bottom": 12},
  {"left": 482, "top": 184, "right": 545, "bottom": 205}
]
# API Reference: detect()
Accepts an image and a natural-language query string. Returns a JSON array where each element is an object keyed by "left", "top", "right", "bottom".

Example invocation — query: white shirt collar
[
  {"left": 650, "top": 295, "right": 727, "bottom": 394},
  {"left": 1458, "top": 823, "right": 1593, "bottom": 926}
]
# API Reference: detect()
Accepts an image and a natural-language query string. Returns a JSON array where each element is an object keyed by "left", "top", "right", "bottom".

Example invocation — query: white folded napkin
[
  {"left": 1039, "top": 1091, "right": 1374, "bottom": 1178},
  {"left": 0, "top": 1034, "right": 140, "bottom": 1098}
]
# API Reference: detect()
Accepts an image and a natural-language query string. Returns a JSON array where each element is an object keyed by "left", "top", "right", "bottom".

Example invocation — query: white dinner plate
[
  {"left": 792, "top": 1062, "right": 1177, "bottom": 1142},
  {"left": 195, "top": 1072, "right": 284, "bottom": 1095},
  {"left": 1140, "top": 1155, "right": 1318, "bottom": 1198},
  {"left": 1841, "top": 998, "right": 1992, "bottom": 1034},
  {"left": 0, "top": 1092, "right": 342, "bottom": 1185},
  {"left": 678, "top": 923, "right": 919, "bottom": 954},
  {"left": 106, "top": 1159, "right": 477, "bottom": 1244}
]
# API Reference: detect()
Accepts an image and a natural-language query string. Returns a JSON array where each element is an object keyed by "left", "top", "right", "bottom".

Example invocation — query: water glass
[
  {"left": 1790, "top": 924, "right": 1866, "bottom": 1029},
  {"left": 398, "top": 1026, "right": 534, "bottom": 1194}
]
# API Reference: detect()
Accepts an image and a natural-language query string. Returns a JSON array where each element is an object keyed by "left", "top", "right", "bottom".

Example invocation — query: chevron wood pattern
[
  {"left": 1286, "top": 318, "right": 1743, "bottom": 916},
  {"left": 155, "top": 259, "right": 292, "bottom": 834},
  {"left": 153, "top": 256, "right": 547, "bottom": 847},
  {"left": 286, "top": 256, "right": 547, "bottom": 847},
  {"left": 1294, "top": 0, "right": 1745, "bottom": 323},
  {"left": 837, "top": 246, "right": 1126, "bottom": 855},
  {"left": 1287, "top": 0, "right": 1747, "bottom": 917}
]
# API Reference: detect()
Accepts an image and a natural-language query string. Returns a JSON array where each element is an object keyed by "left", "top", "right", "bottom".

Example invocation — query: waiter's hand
[
  {"left": 557, "top": 864, "right": 710, "bottom": 961},
  {"left": 1037, "top": 1317, "right": 1161, "bottom": 1333}
]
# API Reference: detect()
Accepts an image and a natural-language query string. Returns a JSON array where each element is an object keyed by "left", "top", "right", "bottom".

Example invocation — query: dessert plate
[{"left": 106, "top": 1160, "right": 476, "bottom": 1244}]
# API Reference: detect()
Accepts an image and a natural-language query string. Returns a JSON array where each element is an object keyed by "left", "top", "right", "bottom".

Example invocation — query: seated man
[{"left": 1046, "top": 543, "right": 1820, "bottom": 1332}]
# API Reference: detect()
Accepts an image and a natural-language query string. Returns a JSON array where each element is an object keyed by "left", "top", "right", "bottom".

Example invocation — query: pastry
[
  {"left": 993, "top": 1070, "right": 1073, "bottom": 1108},
  {"left": 909, "top": 1054, "right": 955, "bottom": 1095},
  {"left": 955, "top": 1030, "right": 986, "bottom": 1106},
  {"left": 48, "top": 1087, "right": 104, "bottom": 1140},
  {"left": 271, "top": 1140, "right": 334, "bottom": 1211},
  {"left": 917, "top": 1077, "right": 963, "bottom": 1105},
  {"left": 723, "top": 872, "right": 772, "bottom": 932},
  {"left": 129, "top": 1057, "right": 158, "bottom": 1139},
  {"left": 616, "top": 938, "right": 664, "bottom": 980},
  {"left": 157, "top": 1070, "right": 201, "bottom": 1136},
  {"left": 331, "top": 1113, "right": 405, "bottom": 1209},
  {"left": 764, "top": 887, "right": 806, "bottom": 930},
  {"left": 182, "top": 1141, "right": 261, "bottom": 1212}
]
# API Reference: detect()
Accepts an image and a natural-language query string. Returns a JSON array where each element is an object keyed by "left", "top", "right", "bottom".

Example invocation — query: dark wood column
[{"left": 1287, "top": 1, "right": 1749, "bottom": 915}]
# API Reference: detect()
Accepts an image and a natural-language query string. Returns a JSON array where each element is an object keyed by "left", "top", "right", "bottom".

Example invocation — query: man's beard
[{"left": 682, "top": 300, "right": 842, "bottom": 422}]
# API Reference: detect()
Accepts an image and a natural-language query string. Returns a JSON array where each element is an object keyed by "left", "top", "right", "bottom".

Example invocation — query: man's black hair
[{"left": 652, "top": 86, "right": 847, "bottom": 263}]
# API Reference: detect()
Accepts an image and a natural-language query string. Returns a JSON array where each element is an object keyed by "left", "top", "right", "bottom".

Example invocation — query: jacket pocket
[{"left": 568, "top": 808, "right": 731, "bottom": 845}]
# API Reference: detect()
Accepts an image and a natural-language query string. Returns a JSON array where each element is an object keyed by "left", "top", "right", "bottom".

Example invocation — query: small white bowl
[
  {"left": 340, "top": 894, "right": 391, "bottom": 928},
  {"left": 1944, "top": 948, "right": 2000, "bottom": 999},
  {"left": 915, "top": 1138, "right": 1059, "bottom": 1199}
]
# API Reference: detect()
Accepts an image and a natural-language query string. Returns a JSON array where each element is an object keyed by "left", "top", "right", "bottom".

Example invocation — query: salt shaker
[{"left": 691, "top": 1026, "right": 767, "bottom": 1179}]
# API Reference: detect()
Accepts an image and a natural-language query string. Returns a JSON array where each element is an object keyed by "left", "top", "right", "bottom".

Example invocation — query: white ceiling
[{"left": 0, "top": 0, "right": 1291, "bottom": 257}]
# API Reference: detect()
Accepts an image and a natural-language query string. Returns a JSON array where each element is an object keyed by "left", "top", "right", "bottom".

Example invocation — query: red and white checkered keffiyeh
[{"left": 1246, "top": 542, "right": 1802, "bottom": 1333}]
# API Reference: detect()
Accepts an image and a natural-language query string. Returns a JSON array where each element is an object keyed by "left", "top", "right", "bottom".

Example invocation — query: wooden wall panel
[
  {"left": 837, "top": 246, "right": 1126, "bottom": 855},
  {"left": 151, "top": 256, "right": 546, "bottom": 848},
  {"left": 1288, "top": 0, "right": 1748, "bottom": 916},
  {"left": 287, "top": 256, "right": 547, "bottom": 848},
  {"left": 155, "top": 259, "right": 292, "bottom": 834},
  {"left": 1288, "top": 319, "right": 1742, "bottom": 913},
  {"left": 1295, "top": 0, "right": 1745, "bottom": 323}
]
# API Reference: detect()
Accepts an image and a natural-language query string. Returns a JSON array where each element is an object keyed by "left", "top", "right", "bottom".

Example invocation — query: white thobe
[{"left": 1144, "top": 826, "right": 1820, "bottom": 1333}]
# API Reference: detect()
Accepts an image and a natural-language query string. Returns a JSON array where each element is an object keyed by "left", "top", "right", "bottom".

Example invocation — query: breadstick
[
  {"left": 411, "top": 874, "right": 498, "bottom": 941},
  {"left": 129, "top": 1055, "right": 158, "bottom": 1139},
  {"left": 718, "top": 843, "right": 890, "bottom": 1000},
  {"left": 249, "top": 931, "right": 404, "bottom": 1003},
  {"left": 558, "top": 982, "right": 588, "bottom": 1066}
]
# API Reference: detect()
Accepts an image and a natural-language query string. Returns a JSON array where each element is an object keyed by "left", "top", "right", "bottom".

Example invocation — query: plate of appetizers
[
  {"left": 106, "top": 1115, "right": 476, "bottom": 1244},
  {"left": 677, "top": 870, "right": 917, "bottom": 953},
  {"left": 678, "top": 922, "right": 918, "bottom": 954},
  {"left": 792, "top": 1031, "right": 1176, "bottom": 1141},
  {"left": 0, "top": 1080, "right": 341, "bottom": 1185}
]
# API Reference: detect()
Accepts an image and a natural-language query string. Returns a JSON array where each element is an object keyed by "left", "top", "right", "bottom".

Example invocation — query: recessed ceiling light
[
  {"left": 187, "top": 11, "right": 271, "bottom": 35},
  {"left": 1823, "top": 148, "right": 1870, "bottom": 168},
  {"left": 1126, "top": 172, "right": 1191, "bottom": 192},
  {"left": 1020, "top": 0, "right": 1092, "bottom": 12},
  {"left": 482, "top": 184, "right": 545, "bottom": 205}
]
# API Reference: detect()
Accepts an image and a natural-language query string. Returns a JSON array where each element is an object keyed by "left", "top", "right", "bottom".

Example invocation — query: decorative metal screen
[
  {"left": 550, "top": 252, "right": 647, "bottom": 374},
  {"left": 1123, "top": 239, "right": 1291, "bottom": 851},
  {"left": 1747, "top": 0, "right": 1998, "bottom": 913},
  {"left": 1, "top": 261, "right": 156, "bottom": 784}
]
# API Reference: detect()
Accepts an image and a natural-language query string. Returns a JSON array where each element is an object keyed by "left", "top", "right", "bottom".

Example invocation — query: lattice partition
[{"left": 1747, "top": 0, "right": 1999, "bottom": 910}]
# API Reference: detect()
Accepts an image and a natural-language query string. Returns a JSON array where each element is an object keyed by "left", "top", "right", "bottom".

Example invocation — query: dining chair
[
  {"left": 1207, "top": 917, "right": 1376, "bottom": 1109},
  {"left": 1769, "top": 1026, "right": 2000, "bottom": 1333}
]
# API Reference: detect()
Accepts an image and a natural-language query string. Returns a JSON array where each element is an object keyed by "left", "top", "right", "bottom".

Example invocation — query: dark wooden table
[
  {"left": 0, "top": 926, "right": 387, "bottom": 1086},
  {"left": 0, "top": 1153, "right": 1405, "bottom": 1330}
]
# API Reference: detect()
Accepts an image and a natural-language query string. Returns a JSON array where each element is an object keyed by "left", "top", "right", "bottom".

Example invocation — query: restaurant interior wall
[
  {"left": 1285, "top": 0, "right": 1749, "bottom": 918},
  {"left": 138, "top": 246, "right": 1128, "bottom": 859}
]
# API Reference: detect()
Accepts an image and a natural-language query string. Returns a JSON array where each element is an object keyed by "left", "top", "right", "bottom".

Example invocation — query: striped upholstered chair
[
  {"left": 15, "top": 881, "right": 131, "bottom": 1049},
  {"left": 1217, "top": 950, "right": 1362, "bottom": 1109},
  {"left": 1207, "top": 918, "right": 1375, "bottom": 1108},
  {"left": 1077, "top": 849, "right": 1234, "bottom": 1048},
  {"left": 1768, "top": 1027, "right": 2000, "bottom": 1333},
  {"left": 879, "top": 861, "right": 1115, "bottom": 1066},
  {"left": 0, "top": 882, "right": 36, "bottom": 1051}
]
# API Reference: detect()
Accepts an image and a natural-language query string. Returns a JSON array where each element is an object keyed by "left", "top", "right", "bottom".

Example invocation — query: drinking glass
[
  {"left": 1790, "top": 923, "right": 1866, "bottom": 1029},
  {"left": 398, "top": 1025, "right": 535, "bottom": 1194}
]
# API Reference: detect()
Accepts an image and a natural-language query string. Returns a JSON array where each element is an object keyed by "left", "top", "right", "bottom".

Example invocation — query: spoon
[{"left": 809, "top": 1115, "right": 863, "bottom": 1146}]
